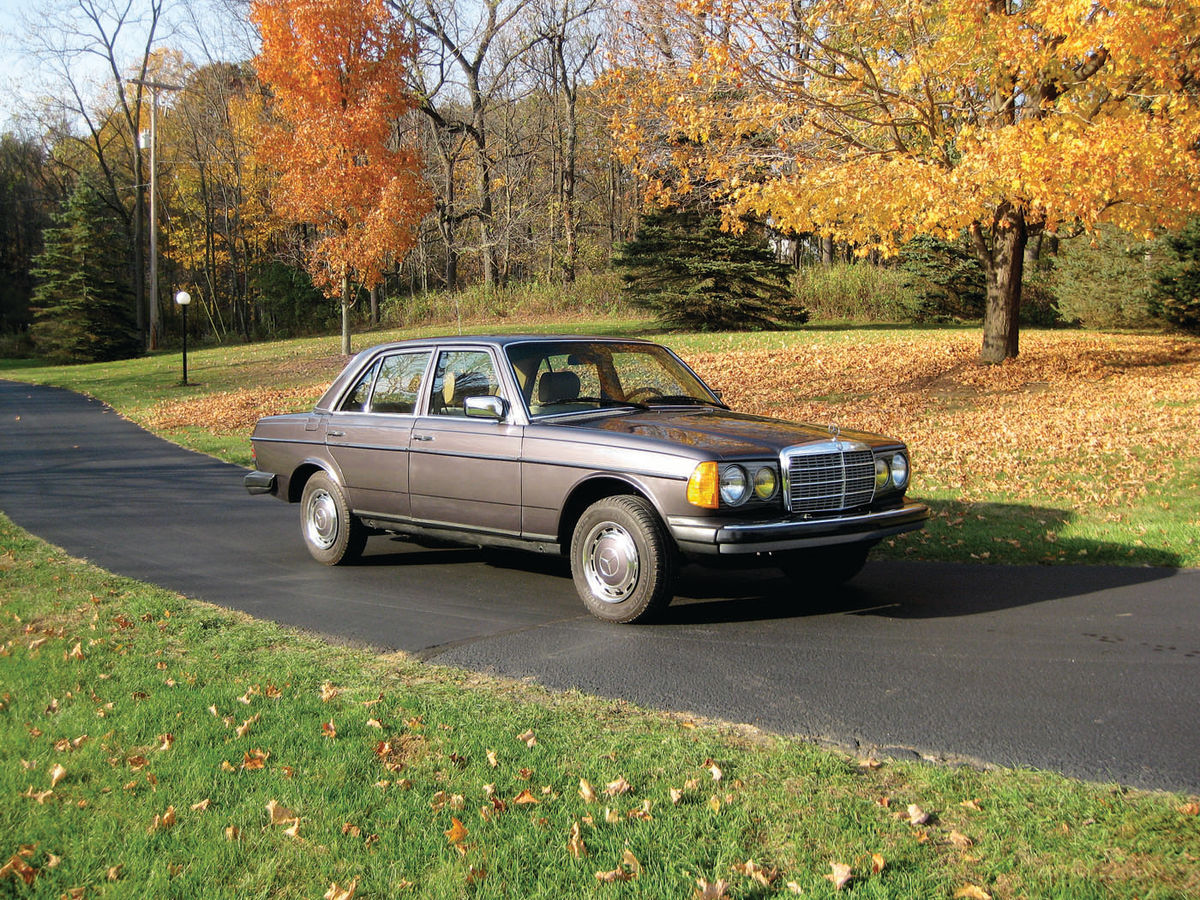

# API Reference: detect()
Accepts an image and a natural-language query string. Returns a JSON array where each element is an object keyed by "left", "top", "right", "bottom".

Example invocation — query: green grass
[{"left": 2, "top": 514, "right": 1198, "bottom": 898}]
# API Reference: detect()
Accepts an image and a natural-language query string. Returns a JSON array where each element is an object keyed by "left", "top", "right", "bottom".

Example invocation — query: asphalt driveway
[{"left": 2, "top": 378, "right": 1198, "bottom": 792}]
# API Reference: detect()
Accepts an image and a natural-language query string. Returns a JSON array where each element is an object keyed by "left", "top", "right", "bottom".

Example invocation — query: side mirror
[{"left": 464, "top": 395, "right": 508, "bottom": 420}]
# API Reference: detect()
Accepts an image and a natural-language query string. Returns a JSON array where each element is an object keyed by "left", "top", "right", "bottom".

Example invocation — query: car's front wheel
[
  {"left": 300, "top": 471, "right": 367, "bottom": 565},
  {"left": 570, "top": 495, "right": 675, "bottom": 623},
  {"left": 776, "top": 543, "right": 871, "bottom": 587}
]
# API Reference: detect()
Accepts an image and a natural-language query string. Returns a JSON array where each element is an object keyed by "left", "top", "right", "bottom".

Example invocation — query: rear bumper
[
  {"left": 244, "top": 470, "right": 277, "bottom": 496},
  {"left": 668, "top": 500, "right": 930, "bottom": 555}
]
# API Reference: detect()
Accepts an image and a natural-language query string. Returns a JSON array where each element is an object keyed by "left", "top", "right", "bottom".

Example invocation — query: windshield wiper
[
  {"left": 574, "top": 396, "right": 649, "bottom": 411},
  {"left": 643, "top": 394, "right": 724, "bottom": 408}
]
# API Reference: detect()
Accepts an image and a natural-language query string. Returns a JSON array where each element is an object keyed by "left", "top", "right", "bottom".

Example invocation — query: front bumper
[{"left": 668, "top": 499, "right": 930, "bottom": 555}]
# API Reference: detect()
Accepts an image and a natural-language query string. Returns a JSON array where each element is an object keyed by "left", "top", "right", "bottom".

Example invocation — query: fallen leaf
[
  {"left": 49, "top": 763, "right": 67, "bottom": 789},
  {"left": 960, "top": 798, "right": 983, "bottom": 811},
  {"left": 324, "top": 878, "right": 358, "bottom": 900},
  {"left": 283, "top": 821, "right": 301, "bottom": 839},
  {"left": 669, "top": 787, "right": 684, "bottom": 804},
  {"left": 487, "top": 749, "right": 499, "bottom": 767},
  {"left": 907, "top": 803, "right": 931, "bottom": 825},
  {"left": 157, "top": 733, "right": 174, "bottom": 751},
  {"left": 516, "top": 729, "right": 536, "bottom": 748},
  {"left": 826, "top": 861, "right": 853, "bottom": 890},
  {"left": 191, "top": 798, "right": 211, "bottom": 812},
  {"left": 859, "top": 757, "right": 883, "bottom": 769},
  {"left": 366, "top": 718, "right": 382, "bottom": 729},
  {"left": 786, "top": 882, "right": 804, "bottom": 894},
  {"left": 512, "top": 789, "right": 540, "bottom": 805},
  {"left": 708, "top": 795, "right": 722, "bottom": 813},
  {"left": 872, "top": 853, "right": 886, "bottom": 874},
  {"left": 107, "top": 863, "right": 124, "bottom": 880},
  {"left": 320, "top": 682, "right": 339, "bottom": 702},
  {"left": 444, "top": 817, "right": 468, "bottom": 845},
  {"left": 236, "top": 714, "right": 260, "bottom": 738},
  {"left": 1179, "top": 802, "right": 1200, "bottom": 816},
  {"left": 225, "top": 826, "right": 240, "bottom": 841},
  {"left": 242, "top": 749, "right": 269, "bottom": 771},
  {"left": 604, "top": 807, "right": 621, "bottom": 824},
  {"left": 949, "top": 830, "right": 974, "bottom": 849},
  {"left": 733, "top": 859, "right": 775, "bottom": 886},
  {"left": 579, "top": 778, "right": 598, "bottom": 803},
  {"left": 1, "top": 854, "right": 36, "bottom": 886},
  {"left": 604, "top": 776, "right": 631, "bottom": 797},
  {"left": 953, "top": 886, "right": 992, "bottom": 900},
  {"left": 266, "top": 799, "right": 297, "bottom": 825},
  {"left": 694, "top": 877, "right": 729, "bottom": 899},
  {"left": 567, "top": 821, "right": 587, "bottom": 857},
  {"left": 322, "top": 719, "right": 337, "bottom": 739},
  {"left": 704, "top": 758, "right": 723, "bottom": 781}
]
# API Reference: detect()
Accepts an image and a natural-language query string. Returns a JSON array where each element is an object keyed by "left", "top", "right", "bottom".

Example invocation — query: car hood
[{"left": 564, "top": 408, "right": 894, "bottom": 458}]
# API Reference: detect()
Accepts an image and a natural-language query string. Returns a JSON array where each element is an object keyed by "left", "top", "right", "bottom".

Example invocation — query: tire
[
  {"left": 777, "top": 543, "right": 871, "bottom": 587},
  {"left": 299, "top": 471, "right": 367, "bottom": 565},
  {"left": 570, "top": 495, "right": 676, "bottom": 623}
]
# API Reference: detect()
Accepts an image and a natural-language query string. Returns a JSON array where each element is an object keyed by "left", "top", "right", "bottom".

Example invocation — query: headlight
[
  {"left": 753, "top": 466, "right": 778, "bottom": 501},
  {"left": 874, "top": 457, "right": 890, "bottom": 490},
  {"left": 719, "top": 465, "right": 749, "bottom": 506},
  {"left": 890, "top": 453, "right": 909, "bottom": 489}
]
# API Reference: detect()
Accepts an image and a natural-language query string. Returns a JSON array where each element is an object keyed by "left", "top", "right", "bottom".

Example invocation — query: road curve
[{"left": 2, "top": 379, "right": 1198, "bottom": 793}]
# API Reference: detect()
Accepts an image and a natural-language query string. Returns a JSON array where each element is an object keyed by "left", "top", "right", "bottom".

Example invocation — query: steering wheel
[{"left": 625, "top": 386, "right": 664, "bottom": 402}]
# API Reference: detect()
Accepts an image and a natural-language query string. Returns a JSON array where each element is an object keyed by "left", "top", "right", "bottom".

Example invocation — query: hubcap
[
  {"left": 304, "top": 488, "right": 338, "bottom": 551},
  {"left": 582, "top": 521, "right": 639, "bottom": 603}
]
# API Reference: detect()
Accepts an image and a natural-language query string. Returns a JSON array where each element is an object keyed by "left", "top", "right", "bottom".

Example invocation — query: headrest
[{"left": 538, "top": 370, "right": 581, "bottom": 404}]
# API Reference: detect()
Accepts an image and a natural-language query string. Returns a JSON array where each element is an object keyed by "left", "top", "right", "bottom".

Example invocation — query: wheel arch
[
  {"left": 286, "top": 459, "right": 342, "bottom": 504},
  {"left": 556, "top": 475, "right": 671, "bottom": 550}
]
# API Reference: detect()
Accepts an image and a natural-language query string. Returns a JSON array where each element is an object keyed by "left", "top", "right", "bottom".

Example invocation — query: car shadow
[
  {"left": 357, "top": 532, "right": 1183, "bottom": 627},
  {"left": 658, "top": 558, "right": 1182, "bottom": 625}
]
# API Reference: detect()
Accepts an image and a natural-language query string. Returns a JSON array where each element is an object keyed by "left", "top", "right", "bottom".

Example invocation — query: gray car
[{"left": 245, "top": 335, "right": 928, "bottom": 622}]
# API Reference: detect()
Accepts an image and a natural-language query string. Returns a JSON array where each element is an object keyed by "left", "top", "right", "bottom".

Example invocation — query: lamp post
[
  {"left": 128, "top": 77, "right": 181, "bottom": 351},
  {"left": 175, "top": 290, "right": 191, "bottom": 385}
]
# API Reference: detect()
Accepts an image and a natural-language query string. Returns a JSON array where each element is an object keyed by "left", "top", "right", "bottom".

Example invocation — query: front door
[{"left": 408, "top": 348, "right": 523, "bottom": 534}]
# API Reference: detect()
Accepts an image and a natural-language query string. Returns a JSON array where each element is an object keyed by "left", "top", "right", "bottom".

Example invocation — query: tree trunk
[
  {"left": 370, "top": 283, "right": 379, "bottom": 326},
  {"left": 341, "top": 273, "right": 352, "bottom": 357},
  {"left": 820, "top": 234, "right": 835, "bottom": 266},
  {"left": 971, "top": 203, "right": 1027, "bottom": 364}
]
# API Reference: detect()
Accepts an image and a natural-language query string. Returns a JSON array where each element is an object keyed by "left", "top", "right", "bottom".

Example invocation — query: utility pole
[{"left": 127, "top": 77, "right": 181, "bottom": 351}]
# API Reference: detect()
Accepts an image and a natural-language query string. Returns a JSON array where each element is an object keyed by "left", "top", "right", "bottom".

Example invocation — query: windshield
[{"left": 506, "top": 341, "right": 721, "bottom": 419}]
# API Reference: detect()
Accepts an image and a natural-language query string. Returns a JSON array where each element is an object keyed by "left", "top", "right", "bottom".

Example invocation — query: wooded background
[{"left": 2, "top": 0, "right": 1198, "bottom": 361}]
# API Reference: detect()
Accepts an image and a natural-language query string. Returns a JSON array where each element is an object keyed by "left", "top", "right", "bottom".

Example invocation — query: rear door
[{"left": 325, "top": 350, "right": 431, "bottom": 519}]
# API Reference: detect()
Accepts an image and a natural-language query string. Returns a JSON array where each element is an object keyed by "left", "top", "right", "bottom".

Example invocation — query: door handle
[
  {"left": 412, "top": 433, "right": 434, "bottom": 442},
  {"left": 327, "top": 430, "right": 345, "bottom": 437}
]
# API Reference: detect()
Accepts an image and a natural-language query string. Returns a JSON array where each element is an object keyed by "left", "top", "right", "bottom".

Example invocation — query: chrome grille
[{"left": 784, "top": 444, "right": 876, "bottom": 513}]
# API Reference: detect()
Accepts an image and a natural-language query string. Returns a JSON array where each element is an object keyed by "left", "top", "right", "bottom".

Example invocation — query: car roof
[
  {"left": 363, "top": 334, "right": 657, "bottom": 351},
  {"left": 316, "top": 334, "right": 661, "bottom": 411}
]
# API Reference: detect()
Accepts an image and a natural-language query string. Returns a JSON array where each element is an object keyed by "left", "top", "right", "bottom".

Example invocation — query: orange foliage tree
[
  {"left": 606, "top": 0, "right": 1200, "bottom": 361},
  {"left": 251, "top": 0, "right": 432, "bottom": 354}
]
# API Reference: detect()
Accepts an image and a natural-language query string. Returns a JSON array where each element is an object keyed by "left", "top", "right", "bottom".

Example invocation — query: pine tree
[
  {"left": 30, "top": 182, "right": 142, "bottom": 362},
  {"left": 615, "top": 209, "right": 807, "bottom": 331},
  {"left": 1152, "top": 219, "right": 1200, "bottom": 335}
]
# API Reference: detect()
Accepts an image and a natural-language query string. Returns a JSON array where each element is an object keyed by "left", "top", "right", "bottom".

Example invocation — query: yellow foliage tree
[
  {"left": 251, "top": 0, "right": 432, "bottom": 355},
  {"left": 606, "top": 0, "right": 1200, "bottom": 361}
]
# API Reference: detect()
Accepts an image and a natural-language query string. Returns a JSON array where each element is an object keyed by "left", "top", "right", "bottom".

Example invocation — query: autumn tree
[
  {"left": 607, "top": 0, "right": 1200, "bottom": 362},
  {"left": 251, "top": 0, "right": 432, "bottom": 355}
]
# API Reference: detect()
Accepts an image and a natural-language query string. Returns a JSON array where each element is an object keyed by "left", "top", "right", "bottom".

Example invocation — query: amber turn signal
[{"left": 687, "top": 461, "right": 720, "bottom": 509}]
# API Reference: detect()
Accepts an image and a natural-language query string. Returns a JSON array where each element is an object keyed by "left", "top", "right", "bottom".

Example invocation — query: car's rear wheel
[
  {"left": 300, "top": 472, "right": 366, "bottom": 565},
  {"left": 776, "top": 543, "right": 871, "bottom": 587},
  {"left": 570, "top": 495, "right": 675, "bottom": 623}
]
